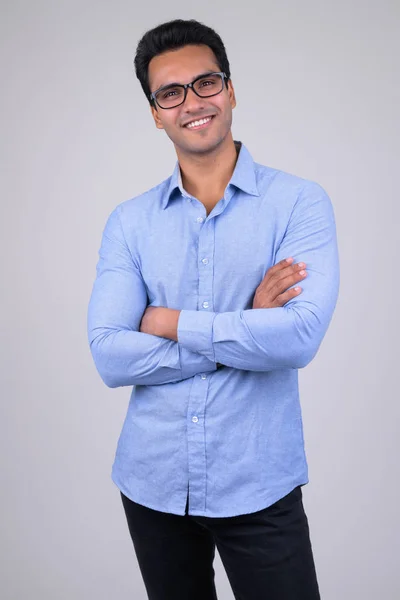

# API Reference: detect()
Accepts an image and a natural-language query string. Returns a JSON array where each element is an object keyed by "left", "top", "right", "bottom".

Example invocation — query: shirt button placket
[
  {"left": 186, "top": 214, "right": 214, "bottom": 515},
  {"left": 198, "top": 217, "right": 213, "bottom": 313},
  {"left": 187, "top": 370, "right": 209, "bottom": 514}
]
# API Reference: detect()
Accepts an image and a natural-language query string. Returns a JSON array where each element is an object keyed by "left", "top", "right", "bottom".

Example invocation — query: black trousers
[{"left": 120, "top": 485, "right": 321, "bottom": 600}]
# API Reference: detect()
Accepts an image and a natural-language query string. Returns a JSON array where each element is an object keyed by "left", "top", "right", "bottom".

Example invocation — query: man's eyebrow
[{"left": 155, "top": 70, "right": 218, "bottom": 91}]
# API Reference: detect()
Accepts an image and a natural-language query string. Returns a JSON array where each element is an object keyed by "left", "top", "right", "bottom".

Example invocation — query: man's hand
[
  {"left": 252, "top": 257, "right": 307, "bottom": 309},
  {"left": 139, "top": 306, "right": 180, "bottom": 341}
]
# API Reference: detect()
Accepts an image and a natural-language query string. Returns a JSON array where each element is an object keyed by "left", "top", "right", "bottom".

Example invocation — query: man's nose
[{"left": 183, "top": 86, "right": 207, "bottom": 111}]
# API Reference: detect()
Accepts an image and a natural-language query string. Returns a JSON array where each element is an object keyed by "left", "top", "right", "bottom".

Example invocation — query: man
[{"left": 87, "top": 18, "right": 339, "bottom": 600}]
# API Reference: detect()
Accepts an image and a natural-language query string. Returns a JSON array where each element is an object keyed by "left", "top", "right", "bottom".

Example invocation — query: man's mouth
[{"left": 183, "top": 115, "right": 216, "bottom": 130}]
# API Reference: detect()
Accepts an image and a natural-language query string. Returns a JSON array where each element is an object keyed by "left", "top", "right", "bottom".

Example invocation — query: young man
[{"left": 87, "top": 18, "right": 339, "bottom": 600}]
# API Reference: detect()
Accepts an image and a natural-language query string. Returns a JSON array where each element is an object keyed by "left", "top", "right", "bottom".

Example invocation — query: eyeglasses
[{"left": 150, "top": 71, "right": 228, "bottom": 110}]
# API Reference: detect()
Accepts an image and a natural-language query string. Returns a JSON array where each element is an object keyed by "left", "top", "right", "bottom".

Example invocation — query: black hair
[{"left": 134, "top": 19, "right": 231, "bottom": 107}]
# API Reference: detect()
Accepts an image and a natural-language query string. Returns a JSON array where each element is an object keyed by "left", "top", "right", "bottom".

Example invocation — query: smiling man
[{"left": 87, "top": 18, "right": 340, "bottom": 600}]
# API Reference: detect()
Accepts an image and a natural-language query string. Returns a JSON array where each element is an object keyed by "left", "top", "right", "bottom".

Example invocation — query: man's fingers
[
  {"left": 253, "top": 258, "right": 307, "bottom": 309},
  {"left": 260, "top": 262, "right": 307, "bottom": 296},
  {"left": 270, "top": 269, "right": 307, "bottom": 297},
  {"left": 275, "top": 286, "right": 303, "bottom": 306},
  {"left": 268, "top": 257, "right": 295, "bottom": 274},
  {"left": 263, "top": 259, "right": 306, "bottom": 283}
]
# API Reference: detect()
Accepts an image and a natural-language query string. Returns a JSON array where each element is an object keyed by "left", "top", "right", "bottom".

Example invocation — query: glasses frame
[{"left": 149, "top": 71, "right": 228, "bottom": 110}]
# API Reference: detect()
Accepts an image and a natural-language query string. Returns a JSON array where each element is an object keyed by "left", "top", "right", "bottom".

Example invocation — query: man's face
[{"left": 148, "top": 44, "right": 236, "bottom": 155}]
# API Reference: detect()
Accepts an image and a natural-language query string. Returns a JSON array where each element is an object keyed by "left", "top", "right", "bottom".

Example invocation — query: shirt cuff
[
  {"left": 179, "top": 346, "right": 218, "bottom": 379},
  {"left": 177, "top": 309, "right": 216, "bottom": 362}
]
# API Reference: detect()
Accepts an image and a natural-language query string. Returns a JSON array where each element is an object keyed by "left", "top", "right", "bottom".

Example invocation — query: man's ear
[
  {"left": 151, "top": 104, "right": 164, "bottom": 130},
  {"left": 227, "top": 79, "right": 237, "bottom": 110}
]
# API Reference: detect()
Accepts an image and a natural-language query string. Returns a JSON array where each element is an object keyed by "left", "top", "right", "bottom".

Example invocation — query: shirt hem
[{"left": 112, "top": 470, "right": 309, "bottom": 518}]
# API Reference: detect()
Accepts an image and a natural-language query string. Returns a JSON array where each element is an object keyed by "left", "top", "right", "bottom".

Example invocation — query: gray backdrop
[{"left": 1, "top": 1, "right": 399, "bottom": 598}]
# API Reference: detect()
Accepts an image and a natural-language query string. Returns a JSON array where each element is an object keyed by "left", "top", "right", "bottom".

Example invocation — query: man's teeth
[{"left": 186, "top": 116, "right": 213, "bottom": 128}]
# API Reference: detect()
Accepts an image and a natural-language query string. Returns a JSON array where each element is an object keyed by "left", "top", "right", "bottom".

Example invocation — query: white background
[{"left": 1, "top": 1, "right": 399, "bottom": 598}]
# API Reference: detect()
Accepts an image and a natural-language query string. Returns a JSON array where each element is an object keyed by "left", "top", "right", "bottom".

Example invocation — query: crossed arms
[{"left": 87, "top": 182, "right": 340, "bottom": 388}]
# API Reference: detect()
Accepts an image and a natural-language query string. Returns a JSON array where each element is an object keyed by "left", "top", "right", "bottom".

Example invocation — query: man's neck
[{"left": 176, "top": 134, "right": 240, "bottom": 205}]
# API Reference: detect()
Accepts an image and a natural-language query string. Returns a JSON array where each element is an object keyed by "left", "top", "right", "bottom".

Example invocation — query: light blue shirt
[{"left": 87, "top": 141, "right": 340, "bottom": 517}]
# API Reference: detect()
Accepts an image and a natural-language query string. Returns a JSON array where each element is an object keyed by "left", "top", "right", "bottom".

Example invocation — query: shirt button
[
  {"left": 201, "top": 258, "right": 209, "bottom": 264},
  {"left": 196, "top": 217, "right": 204, "bottom": 223},
  {"left": 202, "top": 301, "right": 209, "bottom": 309},
  {"left": 192, "top": 416, "right": 199, "bottom": 423},
  {"left": 201, "top": 374, "right": 207, "bottom": 380}
]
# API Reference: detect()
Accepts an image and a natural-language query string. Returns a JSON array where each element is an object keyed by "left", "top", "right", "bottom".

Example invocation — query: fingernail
[
  {"left": 298, "top": 262, "right": 305, "bottom": 267},
  {"left": 286, "top": 257, "right": 293, "bottom": 263}
]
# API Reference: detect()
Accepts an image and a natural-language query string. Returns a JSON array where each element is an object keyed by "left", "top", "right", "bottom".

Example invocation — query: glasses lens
[
  {"left": 155, "top": 85, "right": 185, "bottom": 108},
  {"left": 194, "top": 74, "right": 223, "bottom": 97}
]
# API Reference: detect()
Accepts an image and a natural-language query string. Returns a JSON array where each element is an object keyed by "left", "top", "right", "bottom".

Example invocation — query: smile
[{"left": 184, "top": 115, "right": 215, "bottom": 130}]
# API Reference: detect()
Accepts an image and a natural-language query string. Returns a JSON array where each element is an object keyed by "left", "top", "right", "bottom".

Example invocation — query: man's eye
[{"left": 199, "top": 80, "right": 214, "bottom": 87}]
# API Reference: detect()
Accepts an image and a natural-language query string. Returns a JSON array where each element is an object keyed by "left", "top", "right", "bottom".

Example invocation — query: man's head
[{"left": 134, "top": 19, "right": 236, "bottom": 156}]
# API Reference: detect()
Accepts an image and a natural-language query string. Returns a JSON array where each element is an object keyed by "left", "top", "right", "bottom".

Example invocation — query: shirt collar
[{"left": 162, "top": 140, "right": 260, "bottom": 209}]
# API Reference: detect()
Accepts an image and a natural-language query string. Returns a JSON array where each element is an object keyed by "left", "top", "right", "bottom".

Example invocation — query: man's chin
[{"left": 174, "top": 134, "right": 226, "bottom": 156}]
